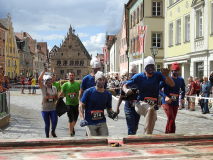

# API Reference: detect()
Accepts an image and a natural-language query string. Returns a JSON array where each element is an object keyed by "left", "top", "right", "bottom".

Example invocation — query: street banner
[
  {"left": 138, "top": 25, "right": 148, "bottom": 53},
  {"left": 103, "top": 47, "right": 107, "bottom": 64}
]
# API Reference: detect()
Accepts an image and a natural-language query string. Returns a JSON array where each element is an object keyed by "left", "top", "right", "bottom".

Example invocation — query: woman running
[{"left": 38, "top": 69, "right": 59, "bottom": 138}]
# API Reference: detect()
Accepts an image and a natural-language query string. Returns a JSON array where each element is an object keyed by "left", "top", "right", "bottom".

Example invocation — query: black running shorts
[{"left": 67, "top": 105, "right": 79, "bottom": 123}]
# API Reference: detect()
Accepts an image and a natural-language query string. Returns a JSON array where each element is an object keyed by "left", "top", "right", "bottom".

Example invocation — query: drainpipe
[{"left": 142, "top": 0, "right": 145, "bottom": 72}]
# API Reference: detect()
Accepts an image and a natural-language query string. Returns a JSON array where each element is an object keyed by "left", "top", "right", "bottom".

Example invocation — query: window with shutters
[
  {"left": 80, "top": 60, "right": 84, "bottom": 66},
  {"left": 195, "top": 10, "right": 203, "bottom": 38},
  {"left": 169, "top": 22, "right": 173, "bottom": 46},
  {"left": 57, "top": 60, "right": 61, "bottom": 66},
  {"left": 70, "top": 60, "right": 74, "bottom": 65},
  {"left": 176, "top": 18, "right": 181, "bottom": 44},
  {"left": 75, "top": 60, "right": 79, "bottom": 66},
  {"left": 184, "top": 15, "right": 190, "bottom": 42}
]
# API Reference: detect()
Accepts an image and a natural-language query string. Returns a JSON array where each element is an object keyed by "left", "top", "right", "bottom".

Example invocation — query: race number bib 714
[
  {"left": 91, "top": 110, "right": 104, "bottom": 120},
  {"left": 144, "top": 97, "right": 157, "bottom": 105}
]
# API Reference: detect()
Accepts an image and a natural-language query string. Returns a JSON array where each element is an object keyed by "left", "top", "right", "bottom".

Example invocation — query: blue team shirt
[
  {"left": 121, "top": 82, "right": 138, "bottom": 111},
  {"left": 81, "top": 87, "right": 112, "bottom": 125},
  {"left": 159, "top": 76, "right": 185, "bottom": 106},
  {"left": 127, "top": 72, "right": 166, "bottom": 101},
  {"left": 81, "top": 74, "right": 107, "bottom": 90}
]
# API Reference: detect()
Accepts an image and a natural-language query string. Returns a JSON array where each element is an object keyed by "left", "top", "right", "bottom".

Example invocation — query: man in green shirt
[
  {"left": 51, "top": 73, "right": 61, "bottom": 94},
  {"left": 59, "top": 72, "right": 80, "bottom": 137}
]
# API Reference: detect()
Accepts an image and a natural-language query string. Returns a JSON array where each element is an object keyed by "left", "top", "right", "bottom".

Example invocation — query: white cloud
[
  {"left": 83, "top": 33, "right": 105, "bottom": 57},
  {"left": 29, "top": 32, "right": 64, "bottom": 41},
  {"left": 48, "top": 46, "right": 51, "bottom": 51}
]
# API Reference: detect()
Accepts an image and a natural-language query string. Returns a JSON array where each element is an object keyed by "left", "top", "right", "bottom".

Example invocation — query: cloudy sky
[{"left": 0, "top": 0, "right": 128, "bottom": 57}]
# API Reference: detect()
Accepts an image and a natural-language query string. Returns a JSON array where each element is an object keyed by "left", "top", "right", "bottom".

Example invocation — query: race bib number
[
  {"left": 68, "top": 92, "right": 76, "bottom": 99},
  {"left": 170, "top": 93, "right": 178, "bottom": 101},
  {"left": 91, "top": 110, "right": 104, "bottom": 120},
  {"left": 144, "top": 97, "right": 157, "bottom": 106},
  {"left": 46, "top": 97, "right": 55, "bottom": 102}
]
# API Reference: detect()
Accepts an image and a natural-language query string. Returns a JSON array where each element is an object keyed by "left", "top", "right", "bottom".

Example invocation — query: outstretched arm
[{"left": 38, "top": 70, "right": 46, "bottom": 89}]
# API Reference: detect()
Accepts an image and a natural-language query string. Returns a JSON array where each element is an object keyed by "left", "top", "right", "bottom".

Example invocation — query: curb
[
  {"left": 0, "top": 137, "right": 108, "bottom": 148},
  {"left": 123, "top": 133, "right": 213, "bottom": 144}
]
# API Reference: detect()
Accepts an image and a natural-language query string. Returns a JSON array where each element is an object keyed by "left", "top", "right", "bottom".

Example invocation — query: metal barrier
[{"left": 0, "top": 91, "right": 10, "bottom": 118}]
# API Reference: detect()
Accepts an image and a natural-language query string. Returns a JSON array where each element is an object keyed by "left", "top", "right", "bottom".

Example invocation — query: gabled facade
[
  {"left": 0, "top": 23, "right": 7, "bottom": 74},
  {"left": 119, "top": 5, "right": 128, "bottom": 75},
  {"left": 126, "top": 0, "right": 164, "bottom": 73},
  {"left": 51, "top": 25, "right": 92, "bottom": 80},
  {"left": 164, "top": 0, "right": 213, "bottom": 82},
  {"left": 0, "top": 13, "right": 19, "bottom": 78},
  {"left": 15, "top": 32, "right": 34, "bottom": 77}
]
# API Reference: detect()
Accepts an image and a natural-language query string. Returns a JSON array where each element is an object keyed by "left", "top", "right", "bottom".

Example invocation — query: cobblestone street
[{"left": 1, "top": 89, "right": 213, "bottom": 139}]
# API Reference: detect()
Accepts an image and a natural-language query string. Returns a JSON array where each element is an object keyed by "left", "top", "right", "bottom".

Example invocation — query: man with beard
[
  {"left": 59, "top": 72, "right": 80, "bottom": 137},
  {"left": 123, "top": 56, "right": 175, "bottom": 134},
  {"left": 159, "top": 62, "right": 185, "bottom": 134},
  {"left": 79, "top": 71, "right": 117, "bottom": 136}
]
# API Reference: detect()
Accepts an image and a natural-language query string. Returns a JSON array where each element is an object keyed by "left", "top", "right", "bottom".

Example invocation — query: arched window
[
  {"left": 63, "top": 60, "right": 67, "bottom": 66},
  {"left": 75, "top": 60, "right": 79, "bottom": 66},
  {"left": 57, "top": 60, "right": 61, "bottom": 66},
  {"left": 70, "top": 60, "right": 74, "bottom": 66},
  {"left": 80, "top": 60, "right": 84, "bottom": 66},
  {"left": 78, "top": 53, "right": 80, "bottom": 56},
  {"left": 61, "top": 53, "right": 63, "bottom": 56}
]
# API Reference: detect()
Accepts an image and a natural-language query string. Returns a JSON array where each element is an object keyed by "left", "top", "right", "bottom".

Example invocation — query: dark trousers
[
  {"left": 203, "top": 93, "right": 210, "bottom": 113},
  {"left": 163, "top": 104, "right": 178, "bottom": 134}
]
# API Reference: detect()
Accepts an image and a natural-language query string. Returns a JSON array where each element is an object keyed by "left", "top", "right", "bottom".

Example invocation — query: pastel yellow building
[
  {"left": 0, "top": 13, "right": 19, "bottom": 78},
  {"left": 164, "top": 0, "right": 213, "bottom": 82}
]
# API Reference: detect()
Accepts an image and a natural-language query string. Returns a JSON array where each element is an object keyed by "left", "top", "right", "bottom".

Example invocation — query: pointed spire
[
  {"left": 70, "top": 24, "right": 72, "bottom": 29},
  {"left": 60, "top": 43, "right": 61, "bottom": 47},
  {"left": 62, "top": 39, "right": 63, "bottom": 43},
  {"left": 67, "top": 32, "right": 68, "bottom": 36}
]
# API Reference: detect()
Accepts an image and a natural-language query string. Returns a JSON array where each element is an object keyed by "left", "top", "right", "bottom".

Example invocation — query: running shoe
[
  {"left": 51, "top": 132, "right": 57, "bottom": 138},
  {"left": 70, "top": 134, "right": 75, "bottom": 137},
  {"left": 209, "top": 104, "right": 212, "bottom": 109},
  {"left": 73, "top": 128, "right": 75, "bottom": 135}
]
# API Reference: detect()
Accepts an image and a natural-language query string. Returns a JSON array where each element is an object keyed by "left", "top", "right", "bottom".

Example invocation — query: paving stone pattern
[{"left": 0, "top": 89, "right": 213, "bottom": 139}]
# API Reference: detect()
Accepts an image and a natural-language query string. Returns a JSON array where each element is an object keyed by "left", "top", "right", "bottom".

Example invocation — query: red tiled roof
[
  {"left": 15, "top": 32, "right": 33, "bottom": 40},
  {"left": 0, "top": 23, "right": 8, "bottom": 30}
]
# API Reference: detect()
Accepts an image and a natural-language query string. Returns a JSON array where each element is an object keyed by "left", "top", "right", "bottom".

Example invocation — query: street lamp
[{"left": 150, "top": 46, "right": 158, "bottom": 61}]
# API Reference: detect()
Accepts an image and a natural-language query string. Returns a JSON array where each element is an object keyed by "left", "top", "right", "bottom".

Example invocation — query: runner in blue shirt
[
  {"left": 116, "top": 63, "right": 140, "bottom": 135},
  {"left": 79, "top": 57, "right": 107, "bottom": 102},
  {"left": 159, "top": 62, "right": 185, "bottom": 134},
  {"left": 123, "top": 56, "right": 175, "bottom": 134},
  {"left": 79, "top": 71, "right": 117, "bottom": 136}
]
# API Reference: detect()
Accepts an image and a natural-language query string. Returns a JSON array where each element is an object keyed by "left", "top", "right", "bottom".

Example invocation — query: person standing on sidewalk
[
  {"left": 116, "top": 63, "right": 140, "bottom": 135},
  {"left": 58, "top": 72, "right": 80, "bottom": 137},
  {"left": 27, "top": 76, "right": 32, "bottom": 94},
  {"left": 31, "top": 76, "right": 36, "bottom": 94},
  {"left": 123, "top": 56, "right": 175, "bottom": 134},
  {"left": 200, "top": 76, "right": 211, "bottom": 114},
  {"left": 21, "top": 75, "right": 25, "bottom": 94},
  {"left": 38, "top": 69, "right": 59, "bottom": 138},
  {"left": 188, "top": 76, "right": 196, "bottom": 111},
  {"left": 159, "top": 62, "right": 185, "bottom": 134},
  {"left": 195, "top": 77, "right": 201, "bottom": 104},
  {"left": 51, "top": 73, "right": 61, "bottom": 95},
  {"left": 0, "top": 66, "right": 5, "bottom": 114}
]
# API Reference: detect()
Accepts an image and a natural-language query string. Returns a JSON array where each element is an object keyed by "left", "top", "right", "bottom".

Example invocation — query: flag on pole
[
  {"left": 138, "top": 26, "right": 148, "bottom": 54},
  {"left": 103, "top": 47, "right": 107, "bottom": 64}
]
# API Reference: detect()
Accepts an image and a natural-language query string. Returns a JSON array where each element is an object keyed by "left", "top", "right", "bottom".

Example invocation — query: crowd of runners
[{"left": 1, "top": 56, "right": 213, "bottom": 138}]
